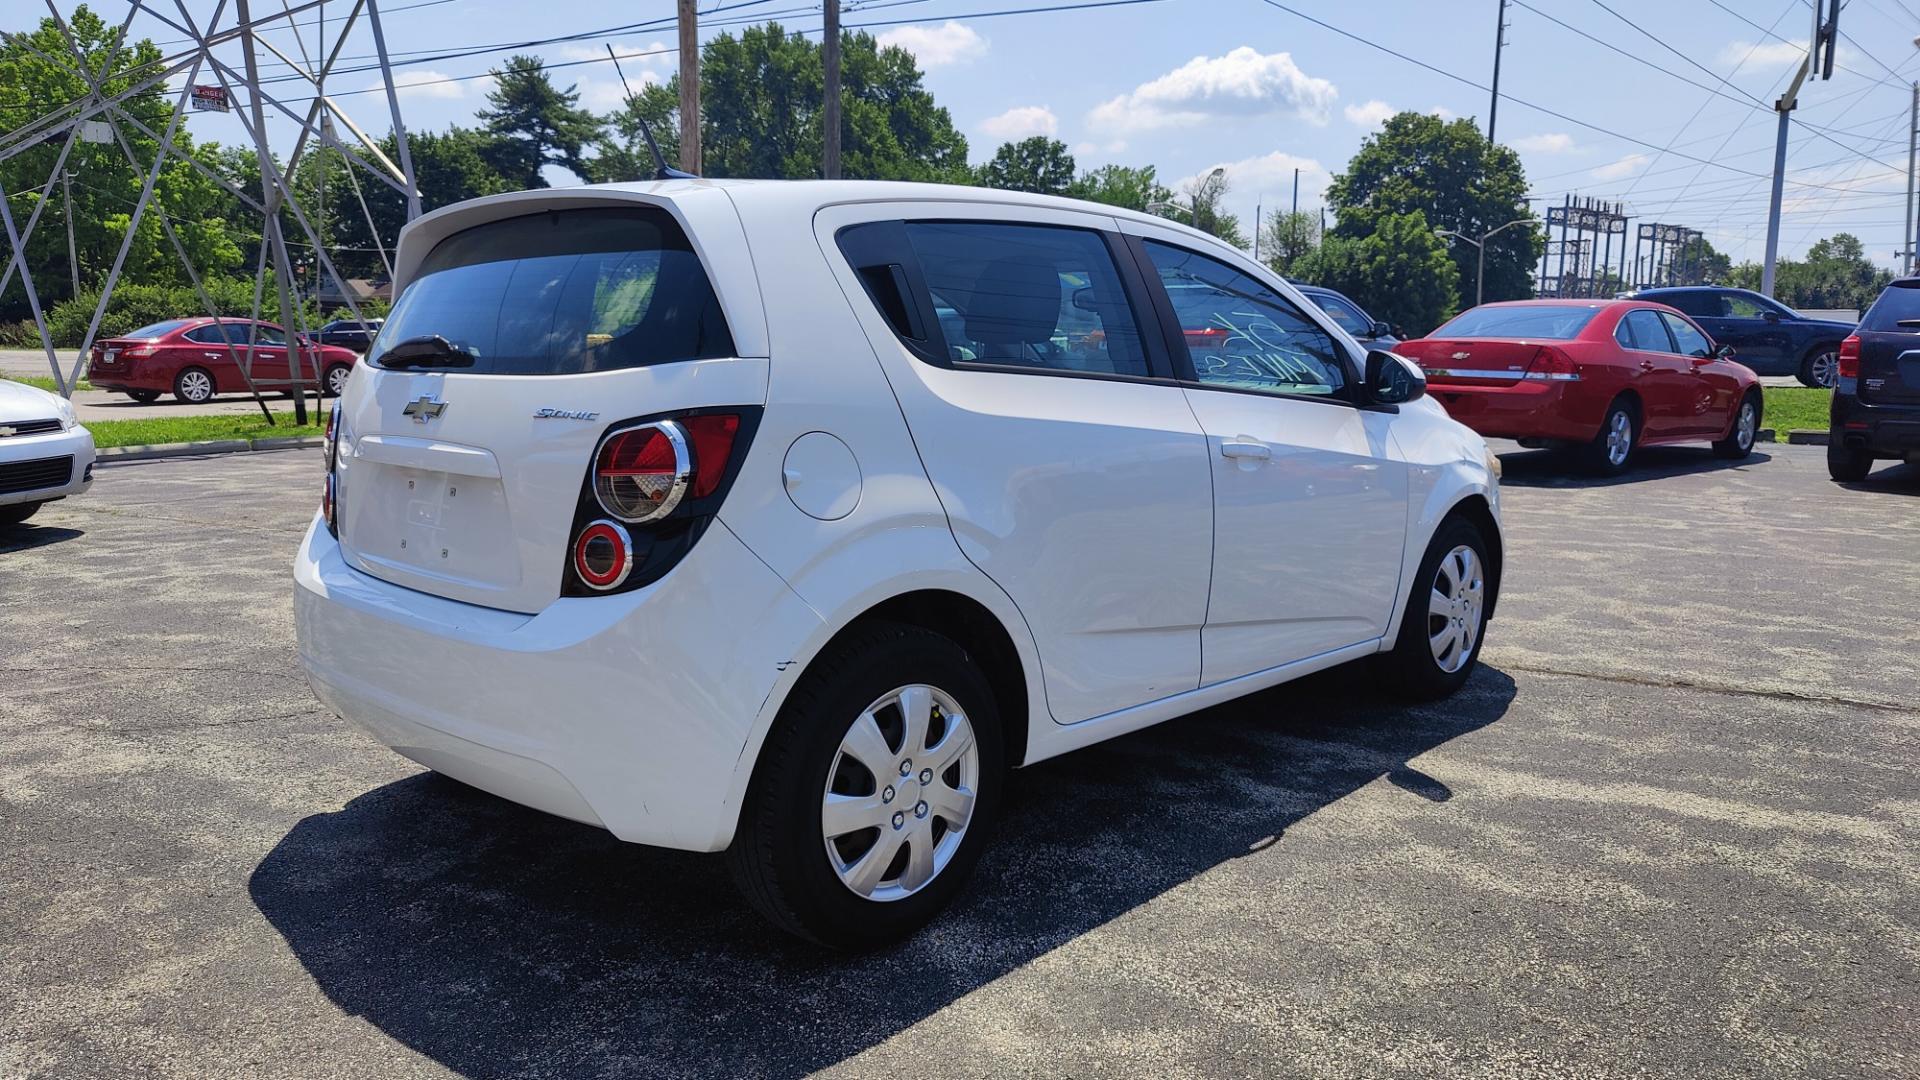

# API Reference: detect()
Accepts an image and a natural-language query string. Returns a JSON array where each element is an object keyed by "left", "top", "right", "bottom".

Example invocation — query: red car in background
[
  {"left": 87, "top": 317, "right": 362, "bottom": 404},
  {"left": 1397, "top": 299, "right": 1763, "bottom": 475}
]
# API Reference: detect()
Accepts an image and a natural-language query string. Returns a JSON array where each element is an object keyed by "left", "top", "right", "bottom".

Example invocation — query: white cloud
[
  {"left": 1429, "top": 105, "right": 1458, "bottom": 120},
  {"left": 877, "top": 21, "right": 988, "bottom": 69},
  {"left": 1344, "top": 99, "right": 1395, "bottom": 128},
  {"left": 1181, "top": 151, "right": 1328, "bottom": 207},
  {"left": 1088, "top": 47, "right": 1337, "bottom": 133},
  {"left": 1718, "top": 40, "right": 1822, "bottom": 68},
  {"left": 1512, "top": 132, "right": 1575, "bottom": 153},
  {"left": 554, "top": 39, "right": 674, "bottom": 65},
  {"left": 576, "top": 68, "right": 660, "bottom": 112},
  {"left": 1592, "top": 153, "right": 1649, "bottom": 181},
  {"left": 370, "top": 70, "right": 466, "bottom": 101},
  {"left": 979, "top": 105, "right": 1059, "bottom": 141}
]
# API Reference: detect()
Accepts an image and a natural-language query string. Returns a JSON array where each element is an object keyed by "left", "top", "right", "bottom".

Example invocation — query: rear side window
[
  {"left": 1654, "top": 291, "right": 1719, "bottom": 318},
  {"left": 381, "top": 207, "right": 734, "bottom": 375},
  {"left": 1615, "top": 309, "right": 1672, "bottom": 352},
  {"left": 898, "top": 222, "right": 1151, "bottom": 378},
  {"left": 1860, "top": 282, "right": 1920, "bottom": 332},
  {"left": 1435, "top": 306, "right": 1601, "bottom": 340}
]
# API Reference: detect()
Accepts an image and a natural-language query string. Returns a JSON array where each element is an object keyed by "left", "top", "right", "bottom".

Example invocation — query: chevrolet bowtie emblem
[
  {"left": 402, "top": 396, "right": 447, "bottom": 424},
  {"left": 0, "top": 426, "right": 16, "bottom": 438}
]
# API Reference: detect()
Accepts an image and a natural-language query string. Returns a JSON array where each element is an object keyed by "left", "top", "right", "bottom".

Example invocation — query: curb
[
  {"left": 1785, "top": 429, "right": 1831, "bottom": 446},
  {"left": 96, "top": 435, "right": 323, "bottom": 463},
  {"left": 1757, "top": 428, "right": 1777, "bottom": 443}
]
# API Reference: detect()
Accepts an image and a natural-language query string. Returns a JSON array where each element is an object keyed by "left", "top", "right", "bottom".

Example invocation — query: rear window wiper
[{"left": 376, "top": 334, "right": 476, "bottom": 369}]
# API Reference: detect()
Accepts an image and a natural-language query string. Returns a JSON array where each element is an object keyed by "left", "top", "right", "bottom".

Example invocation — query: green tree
[
  {"left": 587, "top": 81, "right": 680, "bottom": 183},
  {"left": 1066, "top": 163, "right": 1170, "bottom": 211},
  {"left": 978, "top": 137, "right": 1075, "bottom": 194},
  {"left": 1727, "top": 233, "right": 1888, "bottom": 313},
  {"left": 323, "top": 127, "right": 515, "bottom": 278},
  {"left": 1327, "top": 112, "right": 1541, "bottom": 303},
  {"left": 1259, "top": 210, "right": 1321, "bottom": 277},
  {"left": 476, "top": 55, "right": 603, "bottom": 188},
  {"left": 1295, "top": 210, "right": 1458, "bottom": 335},
  {"left": 1181, "top": 169, "right": 1245, "bottom": 248}
]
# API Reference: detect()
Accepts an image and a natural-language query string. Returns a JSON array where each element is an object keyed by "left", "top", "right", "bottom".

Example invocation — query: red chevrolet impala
[
  {"left": 1397, "top": 300, "right": 1763, "bottom": 475},
  {"left": 87, "top": 317, "right": 362, "bottom": 404}
]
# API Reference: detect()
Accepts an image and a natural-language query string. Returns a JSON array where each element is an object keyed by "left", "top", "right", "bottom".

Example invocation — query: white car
[
  {"left": 0, "top": 378, "right": 93, "bottom": 527},
  {"left": 294, "top": 181, "right": 1503, "bottom": 946}
]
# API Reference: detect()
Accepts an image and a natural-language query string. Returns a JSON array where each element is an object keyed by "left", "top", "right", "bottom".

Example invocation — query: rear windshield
[
  {"left": 126, "top": 320, "right": 190, "bottom": 339},
  {"left": 1433, "top": 306, "right": 1601, "bottom": 340},
  {"left": 1860, "top": 281, "right": 1920, "bottom": 332},
  {"left": 379, "top": 207, "right": 734, "bottom": 375}
]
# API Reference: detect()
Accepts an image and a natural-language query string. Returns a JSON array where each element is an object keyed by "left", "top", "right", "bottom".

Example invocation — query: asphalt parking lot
[{"left": 1, "top": 444, "right": 1915, "bottom": 1079}]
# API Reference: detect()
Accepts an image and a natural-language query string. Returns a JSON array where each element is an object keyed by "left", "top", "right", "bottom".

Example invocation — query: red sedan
[
  {"left": 1397, "top": 300, "right": 1763, "bottom": 475},
  {"left": 87, "top": 317, "right": 363, "bottom": 404}
]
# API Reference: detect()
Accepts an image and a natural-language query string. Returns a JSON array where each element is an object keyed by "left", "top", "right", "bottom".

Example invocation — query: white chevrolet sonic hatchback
[{"left": 295, "top": 180, "right": 1503, "bottom": 947}]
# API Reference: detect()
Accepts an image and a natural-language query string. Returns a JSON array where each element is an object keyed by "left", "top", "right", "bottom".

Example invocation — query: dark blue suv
[
  {"left": 1291, "top": 283, "right": 1399, "bottom": 352},
  {"left": 1625, "top": 287, "right": 1855, "bottom": 387}
]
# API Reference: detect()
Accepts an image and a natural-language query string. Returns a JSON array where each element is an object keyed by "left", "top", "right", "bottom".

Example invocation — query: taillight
[
  {"left": 1525, "top": 347, "right": 1581, "bottom": 381},
  {"left": 1837, "top": 335, "right": 1860, "bottom": 379},
  {"left": 322, "top": 401, "right": 341, "bottom": 535},
  {"left": 572, "top": 520, "right": 634, "bottom": 591},
  {"left": 565, "top": 407, "right": 760, "bottom": 597},
  {"left": 123, "top": 346, "right": 156, "bottom": 358}
]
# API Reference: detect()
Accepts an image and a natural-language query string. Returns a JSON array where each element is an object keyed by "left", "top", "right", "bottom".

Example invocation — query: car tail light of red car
[
  {"left": 1838, "top": 335, "right": 1860, "bottom": 379},
  {"left": 1523, "top": 346, "right": 1582, "bottom": 381}
]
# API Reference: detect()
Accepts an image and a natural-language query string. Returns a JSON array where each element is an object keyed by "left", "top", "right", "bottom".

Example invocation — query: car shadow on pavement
[
  {"left": 1838, "top": 459, "right": 1920, "bottom": 496},
  {"left": 0, "top": 523, "right": 83, "bottom": 553},
  {"left": 250, "top": 663, "right": 1514, "bottom": 1080},
  {"left": 1494, "top": 445, "right": 1772, "bottom": 488}
]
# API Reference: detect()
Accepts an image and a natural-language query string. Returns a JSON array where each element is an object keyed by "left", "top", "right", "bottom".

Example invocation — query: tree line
[{"left": 0, "top": 6, "right": 1892, "bottom": 346}]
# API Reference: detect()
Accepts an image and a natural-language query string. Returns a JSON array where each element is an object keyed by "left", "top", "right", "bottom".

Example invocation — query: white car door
[
  {"left": 1121, "top": 224, "right": 1411, "bottom": 685},
  {"left": 816, "top": 203, "right": 1214, "bottom": 724}
]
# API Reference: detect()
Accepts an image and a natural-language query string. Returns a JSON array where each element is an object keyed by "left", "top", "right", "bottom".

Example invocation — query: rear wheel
[
  {"left": 1799, "top": 346, "right": 1839, "bottom": 388},
  {"left": 0, "top": 501, "right": 42, "bottom": 527},
  {"left": 1828, "top": 441, "right": 1874, "bottom": 482},
  {"left": 1713, "top": 392, "right": 1761, "bottom": 459},
  {"left": 727, "top": 621, "right": 1004, "bottom": 949},
  {"left": 1378, "top": 516, "right": 1491, "bottom": 701},
  {"left": 322, "top": 363, "right": 351, "bottom": 398},
  {"left": 173, "top": 367, "right": 215, "bottom": 404},
  {"left": 125, "top": 389, "right": 160, "bottom": 404},
  {"left": 1580, "top": 398, "right": 1638, "bottom": 476}
]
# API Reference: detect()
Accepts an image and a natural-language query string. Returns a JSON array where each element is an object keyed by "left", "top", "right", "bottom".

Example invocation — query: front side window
[
  {"left": 1660, "top": 312, "right": 1714, "bottom": 358},
  {"left": 1142, "top": 240, "right": 1348, "bottom": 397},
  {"left": 1616, "top": 309, "right": 1673, "bottom": 352},
  {"left": 381, "top": 207, "right": 735, "bottom": 375},
  {"left": 253, "top": 325, "right": 287, "bottom": 346},
  {"left": 899, "top": 222, "right": 1150, "bottom": 378}
]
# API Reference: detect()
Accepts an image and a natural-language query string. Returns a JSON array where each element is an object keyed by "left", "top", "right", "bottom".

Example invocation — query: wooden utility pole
[
  {"left": 823, "top": 1, "right": 842, "bottom": 178},
  {"left": 60, "top": 170, "right": 78, "bottom": 295},
  {"left": 678, "top": 0, "right": 701, "bottom": 173},
  {"left": 1487, "top": 0, "right": 1508, "bottom": 143}
]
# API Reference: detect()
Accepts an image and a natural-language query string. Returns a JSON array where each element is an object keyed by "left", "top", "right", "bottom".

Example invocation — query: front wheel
[
  {"left": 1800, "top": 347, "right": 1838, "bottom": 389},
  {"left": 1378, "top": 517, "right": 1491, "bottom": 701},
  {"left": 1713, "top": 392, "right": 1761, "bottom": 459},
  {"left": 727, "top": 621, "right": 1004, "bottom": 949},
  {"left": 1828, "top": 441, "right": 1874, "bottom": 482},
  {"left": 0, "top": 501, "right": 43, "bottom": 528}
]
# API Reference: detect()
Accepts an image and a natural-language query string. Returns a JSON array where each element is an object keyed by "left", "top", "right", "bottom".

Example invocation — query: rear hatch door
[{"left": 1855, "top": 282, "right": 1920, "bottom": 405}]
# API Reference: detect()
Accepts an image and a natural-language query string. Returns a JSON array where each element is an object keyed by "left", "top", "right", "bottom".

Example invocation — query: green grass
[
  {"left": 1761, "top": 386, "right": 1831, "bottom": 435},
  {"left": 3, "top": 374, "right": 92, "bottom": 393},
  {"left": 85, "top": 412, "right": 323, "bottom": 449}
]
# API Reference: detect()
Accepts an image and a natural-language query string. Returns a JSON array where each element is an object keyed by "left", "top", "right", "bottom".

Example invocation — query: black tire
[
  {"left": 1713, "top": 391, "right": 1761, "bottom": 459},
  {"left": 172, "top": 366, "right": 215, "bottom": 404},
  {"left": 1799, "top": 346, "right": 1839, "bottom": 389},
  {"left": 727, "top": 620, "right": 1006, "bottom": 949},
  {"left": 0, "top": 501, "right": 42, "bottom": 528},
  {"left": 1378, "top": 516, "right": 1491, "bottom": 701},
  {"left": 125, "top": 389, "right": 160, "bottom": 403},
  {"left": 1580, "top": 396, "right": 1638, "bottom": 476},
  {"left": 322, "top": 363, "right": 351, "bottom": 398},
  {"left": 1827, "top": 441, "right": 1874, "bottom": 482}
]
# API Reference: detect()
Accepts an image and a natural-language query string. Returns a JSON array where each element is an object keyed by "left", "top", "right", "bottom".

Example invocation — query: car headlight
[
  {"left": 1484, "top": 444, "right": 1503, "bottom": 481},
  {"left": 54, "top": 396, "right": 76, "bottom": 430}
]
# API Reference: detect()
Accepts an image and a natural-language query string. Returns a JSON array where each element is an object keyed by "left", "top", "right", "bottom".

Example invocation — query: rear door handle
[
  {"left": 1639, "top": 360, "right": 1656, "bottom": 371},
  {"left": 1220, "top": 440, "right": 1272, "bottom": 461}
]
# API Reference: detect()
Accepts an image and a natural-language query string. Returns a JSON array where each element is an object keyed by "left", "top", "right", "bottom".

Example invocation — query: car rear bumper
[
  {"left": 293, "top": 515, "right": 823, "bottom": 852},
  {"left": 1427, "top": 381, "right": 1596, "bottom": 442},
  {"left": 1832, "top": 391, "right": 1920, "bottom": 455},
  {"left": 0, "top": 424, "right": 94, "bottom": 507}
]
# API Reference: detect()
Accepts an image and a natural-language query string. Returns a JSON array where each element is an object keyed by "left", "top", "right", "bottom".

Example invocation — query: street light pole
[{"left": 1439, "top": 219, "right": 1533, "bottom": 307}]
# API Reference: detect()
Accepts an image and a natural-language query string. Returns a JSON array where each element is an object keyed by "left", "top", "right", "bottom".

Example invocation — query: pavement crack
[{"left": 1494, "top": 660, "right": 1917, "bottom": 715}]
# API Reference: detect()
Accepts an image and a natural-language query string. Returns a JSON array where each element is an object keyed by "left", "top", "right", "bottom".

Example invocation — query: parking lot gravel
[{"left": 1, "top": 443, "right": 1915, "bottom": 1079}]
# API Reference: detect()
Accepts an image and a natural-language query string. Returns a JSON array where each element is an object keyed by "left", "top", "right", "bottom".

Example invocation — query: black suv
[
  {"left": 1625, "top": 286, "right": 1855, "bottom": 387},
  {"left": 1829, "top": 279, "right": 1920, "bottom": 481},
  {"left": 304, "top": 318, "right": 382, "bottom": 353}
]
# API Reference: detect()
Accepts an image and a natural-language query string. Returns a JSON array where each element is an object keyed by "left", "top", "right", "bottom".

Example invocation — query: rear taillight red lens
[
  {"left": 1838, "top": 335, "right": 1860, "bottom": 379},
  {"left": 1528, "top": 346, "right": 1580, "bottom": 380},
  {"left": 680, "top": 414, "right": 741, "bottom": 498},
  {"left": 594, "top": 421, "right": 691, "bottom": 523},
  {"left": 572, "top": 520, "right": 633, "bottom": 590}
]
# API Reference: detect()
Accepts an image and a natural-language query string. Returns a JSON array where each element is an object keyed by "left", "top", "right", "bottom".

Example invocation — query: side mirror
[
  {"left": 1369, "top": 320, "right": 1393, "bottom": 339},
  {"left": 1365, "top": 349, "right": 1426, "bottom": 407},
  {"left": 1713, "top": 342, "right": 1736, "bottom": 359},
  {"left": 1761, "top": 309, "right": 1781, "bottom": 323}
]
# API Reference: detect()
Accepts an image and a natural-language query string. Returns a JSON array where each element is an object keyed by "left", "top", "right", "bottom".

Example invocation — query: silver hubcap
[
  {"left": 181, "top": 371, "right": 211, "bottom": 401},
  {"left": 822, "top": 683, "right": 979, "bottom": 902},
  {"left": 1427, "top": 545, "right": 1485, "bottom": 674},
  {"left": 1737, "top": 401, "right": 1757, "bottom": 448},
  {"left": 328, "top": 367, "right": 348, "bottom": 394},
  {"left": 1606, "top": 409, "right": 1633, "bottom": 467},
  {"left": 1811, "top": 351, "right": 1837, "bottom": 387}
]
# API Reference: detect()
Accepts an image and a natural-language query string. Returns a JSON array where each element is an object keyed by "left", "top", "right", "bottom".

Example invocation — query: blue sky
[{"left": 26, "top": 0, "right": 1920, "bottom": 268}]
